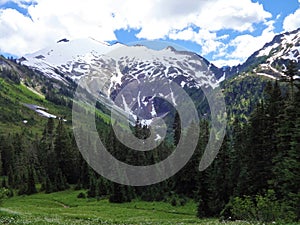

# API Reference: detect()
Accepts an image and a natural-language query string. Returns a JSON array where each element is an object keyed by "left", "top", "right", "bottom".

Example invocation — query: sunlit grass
[{"left": 0, "top": 190, "right": 278, "bottom": 225}]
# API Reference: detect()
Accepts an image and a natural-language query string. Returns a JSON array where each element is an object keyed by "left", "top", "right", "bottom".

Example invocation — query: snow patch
[
  {"left": 256, "top": 73, "right": 278, "bottom": 80},
  {"left": 35, "top": 109, "right": 57, "bottom": 118}
]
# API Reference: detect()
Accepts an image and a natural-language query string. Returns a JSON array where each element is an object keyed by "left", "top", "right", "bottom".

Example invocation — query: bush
[
  {"left": 179, "top": 197, "right": 188, "bottom": 206},
  {"left": 0, "top": 188, "right": 9, "bottom": 205},
  {"left": 171, "top": 197, "right": 177, "bottom": 206},
  {"left": 229, "top": 190, "right": 297, "bottom": 223},
  {"left": 77, "top": 192, "right": 86, "bottom": 199},
  {"left": 231, "top": 195, "right": 256, "bottom": 221},
  {"left": 256, "top": 190, "right": 281, "bottom": 222}
]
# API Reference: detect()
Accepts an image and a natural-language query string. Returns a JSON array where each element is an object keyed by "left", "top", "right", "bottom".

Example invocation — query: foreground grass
[{"left": 0, "top": 190, "right": 256, "bottom": 225}]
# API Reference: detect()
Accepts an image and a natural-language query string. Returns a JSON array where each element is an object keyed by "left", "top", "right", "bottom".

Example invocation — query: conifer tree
[
  {"left": 282, "top": 60, "right": 299, "bottom": 101},
  {"left": 87, "top": 174, "right": 97, "bottom": 198},
  {"left": 206, "top": 135, "right": 231, "bottom": 216},
  {"left": 54, "top": 118, "right": 76, "bottom": 184},
  {"left": 26, "top": 165, "right": 37, "bottom": 195},
  {"left": 44, "top": 175, "right": 54, "bottom": 194},
  {"left": 196, "top": 120, "right": 211, "bottom": 218},
  {"left": 173, "top": 111, "right": 181, "bottom": 146},
  {"left": 109, "top": 182, "right": 130, "bottom": 203}
]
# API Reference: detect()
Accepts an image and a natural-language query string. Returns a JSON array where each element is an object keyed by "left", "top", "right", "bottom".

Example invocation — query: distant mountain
[
  {"left": 227, "top": 28, "right": 300, "bottom": 79},
  {"left": 16, "top": 28, "right": 300, "bottom": 122},
  {"left": 19, "top": 38, "right": 115, "bottom": 82},
  {"left": 20, "top": 38, "right": 225, "bottom": 83},
  {"left": 19, "top": 38, "right": 226, "bottom": 120},
  {"left": 20, "top": 28, "right": 300, "bottom": 85}
]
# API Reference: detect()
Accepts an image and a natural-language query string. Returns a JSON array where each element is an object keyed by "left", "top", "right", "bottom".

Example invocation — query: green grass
[
  {"left": 0, "top": 76, "right": 113, "bottom": 136},
  {"left": 0, "top": 190, "right": 255, "bottom": 225},
  {"left": 0, "top": 77, "right": 57, "bottom": 134}
]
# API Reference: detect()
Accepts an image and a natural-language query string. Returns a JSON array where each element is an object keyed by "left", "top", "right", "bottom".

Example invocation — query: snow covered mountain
[
  {"left": 19, "top": 38, "right": 120, "bottom": 82},
  {"left": 231, "top": 28, "right": 300, "bottom": 79},
  {"left": 18, "top": 28, "right": 300, "bottom": 120},
  {"left": 20, "top": 37, "right": 224, "bottom": 83},
  {"left": 19, "top": 38, "right": 225, "bottom": 120}
]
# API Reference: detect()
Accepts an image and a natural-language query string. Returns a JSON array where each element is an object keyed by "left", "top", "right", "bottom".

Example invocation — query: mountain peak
[{"left": 165, "top": 46, "right": 177, "bottom": 52}]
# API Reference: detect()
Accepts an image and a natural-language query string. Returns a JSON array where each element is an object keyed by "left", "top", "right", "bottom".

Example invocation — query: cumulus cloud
[
  {"left": 0, "top": 0, "right": 273, "bottom": 66},
  {"left": 132, "top": 0, "right": 272, "bottom": 39},
  {"left": 0, "top": 0, "right": 117, "bottom": 54},
  {"left": 169, "top": 28, "right": 226, "bottom": 55},
  {"left": 211, "top": 59, "right": 242, "bottom": 68},
  {"left": 191, "top": 0, "right": 271, "bottom": 32},
  {"left": 283, "top": 9, "right": 300, "bottom": 32},
  {"left": 0, "top": 8, "right": 57, "bottom": 55},
  {"left": 212, "top": 21, "right": 276, "bottom": 67}
]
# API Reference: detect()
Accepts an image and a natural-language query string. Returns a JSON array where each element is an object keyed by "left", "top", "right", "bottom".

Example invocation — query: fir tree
[
  {"left": 173, "top": 111, "right": 181, "bottom": 145},
  {"left": 26, "top": 166, "right": 37, "bottom": 195},
  {"left": 109, "top": 182, "right": 130, "bottom": 203},
  {"left": 282, "top": 60, "right": 300, "bottom": 101}
]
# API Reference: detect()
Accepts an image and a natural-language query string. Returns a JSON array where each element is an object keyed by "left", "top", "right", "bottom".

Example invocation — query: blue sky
[{"left": 0, "top": 0, "right": 300, "bottom": 67}]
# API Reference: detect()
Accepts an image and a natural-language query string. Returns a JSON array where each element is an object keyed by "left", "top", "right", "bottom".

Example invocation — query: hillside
[{"left": 0, "top": 57, "right": 68, "bottom": 134}]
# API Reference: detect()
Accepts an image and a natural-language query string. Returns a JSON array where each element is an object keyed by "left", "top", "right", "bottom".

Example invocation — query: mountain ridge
[
  {"left": 226, "top": 27, "right": 300, "bottom": 79},
  {"left": 17, "top": 27, "right": 300, "bottom": 85}
]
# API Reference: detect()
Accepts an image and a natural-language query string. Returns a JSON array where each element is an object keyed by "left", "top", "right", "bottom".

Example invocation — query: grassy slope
[
  {"left": 0, "top": 190, "right": 254, "bottom": 225},
  {"left": 0, "top": 77, "right": 69, "bottom": 135},
  {"left": 0, "top": 77, "right": 112, "bottom": 135}
]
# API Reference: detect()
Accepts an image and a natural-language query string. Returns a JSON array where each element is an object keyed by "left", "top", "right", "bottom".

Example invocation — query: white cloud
[
  {"left": 0, "top": 0, "right": 117, "bottom": 54},
  {"left": 191, "top": 0, "right": 271, "bottom": 32},
  {"left": 0, "top": 8, "right": 57, "bottom": 55},
  {"left": 211, "top": 20, "right": 276, "bottom": 67},
  {"left": 0, "top": 0, "right": 273, "bottom": 65},
  {"left": 169, "top": 28, "right": 225, "bottom": 55},
  {"left": 211, "top": 59, "right": 242, "bottom": 68},
  {"left": 132, "top": 0, "right": 272, "bottom": 39},
  {"left": 283, "top": 8, "right": 300, "bottom": 32},
  {"left": 0, "top": 0, "right": 10, "bottom": 4},
  {"left": 170, "top": 19, "right": 276, "bottom": 67}
]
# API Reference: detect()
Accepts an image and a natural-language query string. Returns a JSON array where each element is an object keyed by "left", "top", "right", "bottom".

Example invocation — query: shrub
[
  {"left": 256, "top": 190, "right": 280, "bottom": 222},
  {"left": 77, "top": 192, "right": 86, "bottom": 199},
  {"left": 231, "top": 195, "right": 256, "bottom": 222},
  {"left": 0, "top": 188, "right": 8, "bottom": 205},
  {"left": 171, "top": 197, "right": 177, "bottom": 206},
  {"left": 229, "top": 190, "right": 298, "bottom": 223},
  {"left": 179, "top": 197, "right": 188, "bottom": 206}
]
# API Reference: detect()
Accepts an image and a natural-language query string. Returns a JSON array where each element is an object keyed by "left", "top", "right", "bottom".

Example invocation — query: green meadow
[{"left": 0, "top": 190, "right": 254, "bottom": 225}]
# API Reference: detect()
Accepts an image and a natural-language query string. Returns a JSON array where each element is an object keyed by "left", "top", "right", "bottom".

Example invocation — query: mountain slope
[
  {"left": 20, "top": 39, "right": 226, "bottom": 121},
  {"left": 229, "top": 28, "right": 300, "bottom": 79},
  {"left": 20, "top": 38, "right": 225, "bottom": 83},
  {"left": 19, "top": 38, "right": 123, "bottom": 82},
  {"left": 0, "top": 56, "right": 75, "bottom": 134}
]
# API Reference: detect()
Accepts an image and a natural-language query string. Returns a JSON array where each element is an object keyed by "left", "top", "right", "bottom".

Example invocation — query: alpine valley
[{"left": 0, "top": 27, "right": 299, "bottom": 224}]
